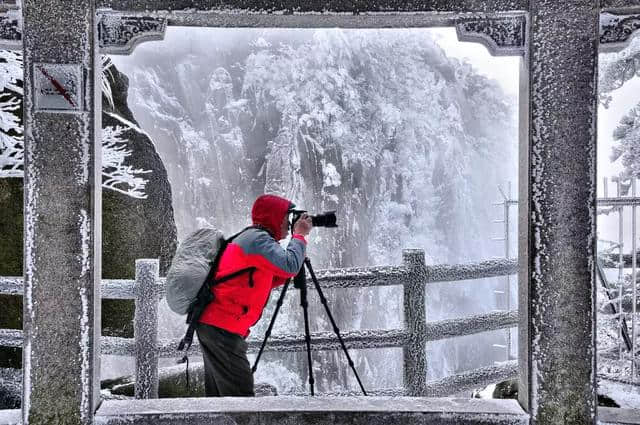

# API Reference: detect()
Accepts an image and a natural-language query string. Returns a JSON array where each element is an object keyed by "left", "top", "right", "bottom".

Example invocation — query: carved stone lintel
[
  {"left": 600, "top": 12, "right": 640, "bottom": 53},
  {"left": 98, "top": 14, "right": 167, "bottom": 55},
  {"left": 0, "top": 9, "right": 21, "bottom": 50},
  {"left": 455, "top": 14, "right": 526, "bottom": 57}
]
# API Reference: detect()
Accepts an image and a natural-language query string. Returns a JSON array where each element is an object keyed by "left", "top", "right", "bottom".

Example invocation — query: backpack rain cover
[{"left": 165, "top": 228, "right": 224, "bottom": 315}]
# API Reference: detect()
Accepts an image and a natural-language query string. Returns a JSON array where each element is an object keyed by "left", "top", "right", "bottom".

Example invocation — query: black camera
[{"left": 290, "top": 209, "right": 338, "bottom": 228}]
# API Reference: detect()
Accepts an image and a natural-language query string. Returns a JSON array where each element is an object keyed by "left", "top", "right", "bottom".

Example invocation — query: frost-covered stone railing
[{"left": 0, "top": 249, "right": 518, "bottom": 399}]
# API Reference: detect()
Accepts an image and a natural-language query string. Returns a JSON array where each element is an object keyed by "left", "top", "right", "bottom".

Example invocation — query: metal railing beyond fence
[
  {"left": 597, "top": 177, "right": 640, "bottom": 384},
  {"left": 492, "top": 176, "right": 640, "bottom": 384},
  {"left": 0, "top": 249, "right": 518, "bottom": 398}
]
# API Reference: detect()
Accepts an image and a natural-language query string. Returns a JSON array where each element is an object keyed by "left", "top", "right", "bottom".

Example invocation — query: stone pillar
[
  {"left": 21, "top": 1, "right": 101, "bottom": 424},
  {"left": 519, "top": 2, "right": 598, "bottom": 424},
  {"left": 402, "top": 249, "right": 427, "bottom": 396},
  {"left": 134, "top": 259, "right": 160, "bottom": 399}
]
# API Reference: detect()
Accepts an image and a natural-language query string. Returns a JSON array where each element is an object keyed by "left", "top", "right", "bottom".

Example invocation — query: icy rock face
[
  {"left": 113, "top": 28, "right": 516, "bottom": 267},
  {"left": 101, "top": 64, "right": 178, "bottom": 338},
  {"left": 111, "top": 27, "right": 517, "bottom": 392}
]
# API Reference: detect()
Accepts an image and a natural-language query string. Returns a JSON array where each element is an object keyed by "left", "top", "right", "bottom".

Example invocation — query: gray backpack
[
  {"left": 167, "top": 226, "right": 260, "bottom": 391},
  {"left": 165, "top": 228, "right": 225, "bottom": 315},
  {"left": 169, "top": 227, "right": 257, "bottom": 367}
]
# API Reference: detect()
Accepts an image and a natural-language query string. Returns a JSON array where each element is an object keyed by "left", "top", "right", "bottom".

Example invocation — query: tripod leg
[
  {"left": 298, "top": 275, "right": 316, "bottom": 396},
  {"left": 304, "top": 258, "right": 367, "bottom": 396},
  {"left": 252, "top": 278, "right": 291, "bottom": 373}
]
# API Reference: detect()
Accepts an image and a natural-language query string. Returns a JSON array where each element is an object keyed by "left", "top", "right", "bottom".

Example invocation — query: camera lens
[{"left": 311, "top": 211, "right": 337, "bottom": 227}]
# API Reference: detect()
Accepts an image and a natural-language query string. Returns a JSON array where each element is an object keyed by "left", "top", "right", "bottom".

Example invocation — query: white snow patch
[
  {"left": 225, "top": 98, "right": 248, "bottom": 112},
  {"left": 323, "top": 162, "right": 341, "bottom": 187},
  {"left": 474, "top": 383, "right": 496, "bottom": 399},
  {"left": 324, "top": 193, "right": 339, "bottom": 203},
  {"left": 197, "top": 177, "right": 212, "bottom": 187},
  {"left": 250, "top": 37, "right": 271, "bottom": 49},
  {"left": 80, "top": 113, "right": 91, "bottom": 186},
  {"left": 21, "top": 137, "right": 38, "bottom": 420},
  {"left": 195, "top": 216, "right": 215, "bottom": 229},
  {"left": 179, "top": 120, "right": 210, "bottom": 152},
  {"left": 251, "top": 359, "right": 304, "bottom": 394},
  {"left": 79, "top": 284, "right": 91, "bottom": 422},
  {"left": 79, "top": 209, "right": 91, "bottom": 278},
  {"left": 79, "top": 208, "right": 92, "bottom": 421},
  {"left": 104, "top": 111, "right": 153, "bottom": 141}
]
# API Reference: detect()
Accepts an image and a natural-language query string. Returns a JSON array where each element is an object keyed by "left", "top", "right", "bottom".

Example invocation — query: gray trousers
[{"left": 196, "top": 323, "right": 254, "bottom": 397}]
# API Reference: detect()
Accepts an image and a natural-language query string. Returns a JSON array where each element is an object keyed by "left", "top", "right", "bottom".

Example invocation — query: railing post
[
  {"left": 134, "top": 259, "right": 160, "bottom": 399},
  {"left": 402, "top": 249, "right": 427, "bottom": 396}
]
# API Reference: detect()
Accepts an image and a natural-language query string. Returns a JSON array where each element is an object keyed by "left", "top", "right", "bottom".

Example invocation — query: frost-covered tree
[
  {"left": 611, "top": 105, "right": 640, "bottom": 177},
  {"left": 600, "top": 36, "right": 640, "bottom": 182},
  {"left": 241, "top": 30, "right": 514, "bottom": 264},
  {"left": 0, "top": 50, "right": 22, "bottom": 177},
  {"left": 600, "top": 36, "right": 640, "bottom": 108},
  {"left": 0, "top": 52, "right": 151, "bottom": 199}
]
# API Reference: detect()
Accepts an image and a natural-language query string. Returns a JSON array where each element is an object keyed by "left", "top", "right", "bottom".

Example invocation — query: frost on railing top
[{"left": 0, "top": 252, "right": 517, "bottom": 298}]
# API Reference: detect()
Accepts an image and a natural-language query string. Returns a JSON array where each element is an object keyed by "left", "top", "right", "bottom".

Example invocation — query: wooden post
[
  {"left": 402, "top": 249, "right": 427, "bottom": 396},
  {"left": 134, "top": 259, "right": 160, "bottom": 399}
]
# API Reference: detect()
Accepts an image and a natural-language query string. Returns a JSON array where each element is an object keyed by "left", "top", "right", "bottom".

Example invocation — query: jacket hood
[{"left": 251, "top": 194, "right": 294, "bottom": 241}]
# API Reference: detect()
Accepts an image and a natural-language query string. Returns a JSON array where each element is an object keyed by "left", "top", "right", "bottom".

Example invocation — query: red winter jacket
[{"left": 199, "top": 195, "right": 307, "bottom": 338}]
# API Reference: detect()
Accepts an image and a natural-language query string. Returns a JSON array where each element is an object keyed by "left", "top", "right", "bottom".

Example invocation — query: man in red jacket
[{"left": 197, "top": 194, "right": 312, "bottom": 396}]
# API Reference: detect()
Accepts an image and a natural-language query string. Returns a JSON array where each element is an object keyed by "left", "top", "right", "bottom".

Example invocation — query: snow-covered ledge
[
  {"left": 94, "top": 397, "right": 529, "bottom": 425},
  {"left": 5, "top": 404, "right": 640, "bottom": 425}
]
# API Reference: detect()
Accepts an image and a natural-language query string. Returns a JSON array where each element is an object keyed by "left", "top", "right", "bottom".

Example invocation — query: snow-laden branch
[
  {"left": 0, "top": 92, "right": 22, "bottom": 177},
  {"left": 0, "top": 50, "right": 22, "bottom": 95},
  {"left": 102, "top": 55, "right": 116, "bottom": 109},
  {"left": 0, "top": 50, "right": 23, "bottom": 177},
  {"left": 102, "top": 126, "right": 151, "bottom": 199}
]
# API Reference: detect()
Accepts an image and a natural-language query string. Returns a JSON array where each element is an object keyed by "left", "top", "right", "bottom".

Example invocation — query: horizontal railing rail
[
  {"left": 284, "top": 360, "right": 517, "bottom": 397},
  {"left": 425, "top": 310, "right": 518, "bottom": 341},
  {"left": 2, "top": 310, "right": 519, "bottom": 355},
  {"left": 425, "top": 360, "right": 518, "bottom": 397},
  {"left": 0, "top": 329, "right": 21, "bottom": 349},
  {"left": 0, "top": 250, "right": 519, "bottom": 399},
  {"left": 0, "top": 277, "right": 22, "bottom": 296},
  {"left": 0, "top": 260, "right": 517, "bottom": 298}
]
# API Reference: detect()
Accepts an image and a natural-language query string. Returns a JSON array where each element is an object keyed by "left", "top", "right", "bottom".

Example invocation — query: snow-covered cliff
[{"left": 112, "top": 27, "right": 519, "bottom": 391}]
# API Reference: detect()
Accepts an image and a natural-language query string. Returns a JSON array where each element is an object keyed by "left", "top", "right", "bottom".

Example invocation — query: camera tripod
[{"left": 251, "top": 257, "right": 367, "bottom": 396}]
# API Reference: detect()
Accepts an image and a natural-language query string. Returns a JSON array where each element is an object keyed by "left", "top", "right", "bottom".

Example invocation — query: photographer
[{"left": 196, "top": 194, "right": 312, "bottom": 397}]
